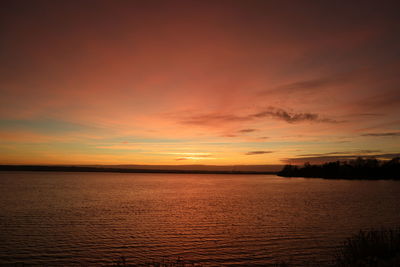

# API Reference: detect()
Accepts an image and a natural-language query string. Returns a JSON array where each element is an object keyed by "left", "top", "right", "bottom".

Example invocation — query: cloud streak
[
  {"left": 238, "top": 128, "right": 257, "bottom": 133},
  {"left": 361, "top": 132, "right": 400, "bottom": 137},
  {"left": 283, "top": 153, "right": 400, "bottom": 164},
  {"left": 252, "top": 107, "right": 339, "bottom": 123},
  {"left": 298, "top": 150, "right": 382, "bottom": 157},
  {"left": 180, "top": 107, "right": 338, "bottom": 126},
  {"left": 245, "top": 151, "right": 274, "bottom": 155},
  {"left": 180, "top": 114, "right": 247, "bottom": 125},
  {"left": 260, "top": 72, "right": 354, "bottom": 95}
]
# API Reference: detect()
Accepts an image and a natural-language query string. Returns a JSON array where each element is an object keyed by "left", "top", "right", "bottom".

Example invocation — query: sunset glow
[{"left": 1, "top": 1, "right": 399, "bottom": 166}]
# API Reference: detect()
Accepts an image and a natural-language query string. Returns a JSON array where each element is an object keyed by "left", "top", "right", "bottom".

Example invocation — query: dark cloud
[
  {"left": 238, "top": 128, "right": 257, "bottom": 133},
  {"left": 283, "top": 153, "right": 400, "bottom": 164},
  {"left": 361, "top": 132, "right": 400, "bottom": 137},
  {"left": 181, "top": 107, "right": 339, "bottom": 126},
  {"left": 245, "top": 151, "right": 273, "bottom": 155},
  {"left": 251, "top": 107, "right": 340, "bottom": 123},
  {"left": 252, "top": 108, "right": 318, "bottom": 123}
]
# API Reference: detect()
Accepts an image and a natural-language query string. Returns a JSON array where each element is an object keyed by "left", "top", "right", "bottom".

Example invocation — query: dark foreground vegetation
[
  {"left": 0, "top": 165, "right": 275, "bottom": 175},
  {"left": 108, "top": 228, "right": 400, "bottom": 267},
  {"left": 278, "top": 157, "right": 400, "bottom": 180},
  {"left": 334, "top": 228, "right": 400, "bottom": 267}
]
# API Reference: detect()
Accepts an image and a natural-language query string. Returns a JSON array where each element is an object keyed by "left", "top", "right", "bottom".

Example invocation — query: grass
[{"left": 333, "top": 228, "right": 400, "bottom": 267}]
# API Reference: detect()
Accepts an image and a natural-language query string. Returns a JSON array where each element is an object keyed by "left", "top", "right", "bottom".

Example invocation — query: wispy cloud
[
  {"left": 259, "top": 72, "right": 354, "bottom": 96},
  {"left": 167, "top": 152, "right": 212, "bottom": 157},
  {"left": 357, "top": 90, "right": 400, "bottom": 110},
  {"left": 170, "top": 152, "right": 216, "bottom": 161},
  {"left": 175, "top": 156, "right": 216, "bottom": 161},
  {"left": 252, "top": 107, "right": 319, "bottom": 123},
  {"left": 238, "top": 128, "right": 257, "bottom": 133},
  {"left": 221, "top": 134, "right": 237, "bottom": 138},
  {"left": 279, "top": 78, "right": 333, "bottom": 91},
  {"left": 350, "top": 113, "right": 384, "bottom": 117},
  {"left": 245, "top": 151, "right": 274, "bottom": 155},
  {"left": 283, "top": 152, "right": 400, "bottom": 164},
  {"left": 180, "top": 106, "right": 338, "bottom": 126},
  {"left": 298, "top": 150, "right": 381, "bottom": 157},
  {"left": 180, "top": 114, "right": 247, "bottom": 125},
  {"left": 251, "top": 107, "right": 338, "bottom": 123},
  {"left": 361, "top": 132, "right": 400, "bottom": 137}
]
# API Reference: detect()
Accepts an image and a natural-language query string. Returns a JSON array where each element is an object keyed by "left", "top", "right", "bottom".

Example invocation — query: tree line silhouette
[{"left": 278, "top": 157, "right": 400, "bottom": 180}]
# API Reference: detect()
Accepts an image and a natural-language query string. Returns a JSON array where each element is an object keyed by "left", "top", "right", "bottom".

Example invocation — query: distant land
[
  {"left": 278, "top": 157, "right": 400, "bottom": 180},
  {"left": 0, "top": 164, "right": 281, "bottom": 175}
]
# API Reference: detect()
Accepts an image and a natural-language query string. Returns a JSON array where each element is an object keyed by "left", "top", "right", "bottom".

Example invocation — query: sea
[{"left": 0, "top": 172, "right": 399, "bottom": 266}]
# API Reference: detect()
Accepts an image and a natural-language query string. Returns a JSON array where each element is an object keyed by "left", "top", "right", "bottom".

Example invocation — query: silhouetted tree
[{"left": 277, "top": 157, "right": 400, "bottom": 180}]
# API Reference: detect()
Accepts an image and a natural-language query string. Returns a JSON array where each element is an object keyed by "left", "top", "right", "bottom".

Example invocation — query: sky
[{"left": 1, "top": 0, "right": 400, "bottom": 166}]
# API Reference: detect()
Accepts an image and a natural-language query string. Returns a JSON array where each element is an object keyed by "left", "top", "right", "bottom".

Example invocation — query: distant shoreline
[
  {"left": 277, "top": 174, "right": 400, "bottom": 180},
  {"left": 277, "top": 157, "right": 400, "bottom": 180},
  {"left": 0, "top": 165, "right": 277, "bottom": 175}
]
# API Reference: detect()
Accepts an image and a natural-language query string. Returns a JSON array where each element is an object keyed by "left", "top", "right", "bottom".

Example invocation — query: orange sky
[{"left": 1, "top": 0, "right": 399, "bottom": 166}]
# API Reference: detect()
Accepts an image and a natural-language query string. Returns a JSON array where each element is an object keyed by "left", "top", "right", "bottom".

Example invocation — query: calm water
[{"left": 0, "top": 172, "right": 399, "bottom": 266}]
